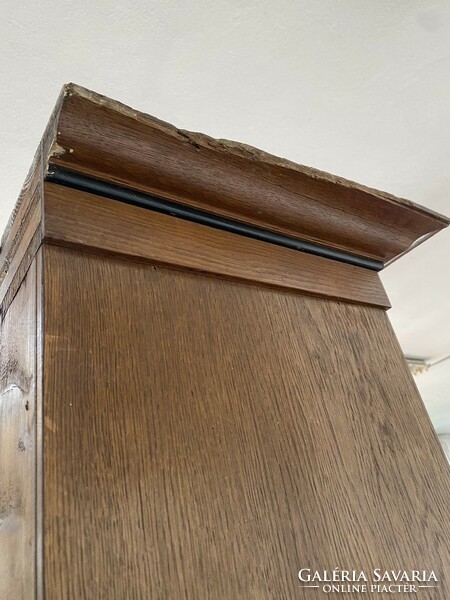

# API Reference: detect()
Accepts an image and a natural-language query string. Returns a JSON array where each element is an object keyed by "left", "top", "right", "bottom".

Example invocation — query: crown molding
[
  {"left": 0, "top": 83, "right": 448, "bottom": 315},
  {"left": 42, "top": 83, "right": 448, "bottom": 266}
]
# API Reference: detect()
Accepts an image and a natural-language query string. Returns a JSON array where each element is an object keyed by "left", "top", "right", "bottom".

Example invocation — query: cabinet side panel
[
  {"left": 0, "top": 260, "right": 37, "bottom": 599},
  {"left": 44, "top": 244, "right": 450, "bottom": 599}
]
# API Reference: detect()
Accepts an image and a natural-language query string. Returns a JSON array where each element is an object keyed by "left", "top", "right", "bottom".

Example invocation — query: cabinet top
[{"left": 1, "top": 83, "right": 448, "bottom": 295}]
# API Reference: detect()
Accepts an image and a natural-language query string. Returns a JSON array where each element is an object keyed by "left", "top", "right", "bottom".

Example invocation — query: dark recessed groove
[{"left": 45, "top": 165, "right": 383, "bottom": 272}]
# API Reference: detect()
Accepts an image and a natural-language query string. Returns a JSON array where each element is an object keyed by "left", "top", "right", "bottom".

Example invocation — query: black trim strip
[{"left": 45, "top": 165, "right": 383, "bottom": 271}]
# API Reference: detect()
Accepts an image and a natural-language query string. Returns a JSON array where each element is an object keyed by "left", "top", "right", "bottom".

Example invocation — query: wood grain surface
[
  {"left": 0, "top": 168, "right": 42, "bottom": 318},
  {"left": 43, "top": 182, "right": 390, "bottom": 309},
  {"left": 43, "top": 245, "right": 450, "bottom": 599},
  {"left": 0, "top": 261, "right": 37, "bottom": 600},
  {"left": 1, "top": 83, "right": 448, "bottom": 600},
  {"left": 46, "top": 83, "right": 448, "bottom": 265},
  {"left": 0, "top": 84, "right": 63, "bottom": 316}
]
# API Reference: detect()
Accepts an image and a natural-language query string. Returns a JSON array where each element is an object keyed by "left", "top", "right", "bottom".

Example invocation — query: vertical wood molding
[{"left": 35, "top": 249, "right": 44, "bottom": 600}]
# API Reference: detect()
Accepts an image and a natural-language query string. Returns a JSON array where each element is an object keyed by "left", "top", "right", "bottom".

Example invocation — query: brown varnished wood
[
  {"left": 0, "top": 85, "right": 64, "bottom": 317},
  {"left": 0, "top": 261, "right": 37, "bottom": 600},
  {"left": 44, "top": 245, "right": 450, "bottom": 599},
  {"left": 0, "top": 174, "right": 42, "bottom": 319},
  {"left": 46, "top": 83, "right": 448, "bottom": 265},
  {"left": 43, "top": 182, "right": 390, "bottom": 309}
]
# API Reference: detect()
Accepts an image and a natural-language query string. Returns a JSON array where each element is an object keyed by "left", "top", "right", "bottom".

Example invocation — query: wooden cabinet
[{"left": 1, "top": 84, "right": 449, "bottom": 599}]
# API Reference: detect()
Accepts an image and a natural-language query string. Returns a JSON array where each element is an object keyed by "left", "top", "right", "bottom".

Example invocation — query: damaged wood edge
[
  {"left": 47, "top": 83, "right": 449, "bottom": 266},
  {"left": 55, "top": 83, "right": 449, "bottom": 222},
  {"left": 48, "top": 141, "right": 67, "bottom": 159}
]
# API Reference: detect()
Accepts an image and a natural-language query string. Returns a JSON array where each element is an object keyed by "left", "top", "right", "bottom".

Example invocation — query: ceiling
[{"left": 1, "top": 1, "right": 449, "bottom": 435}]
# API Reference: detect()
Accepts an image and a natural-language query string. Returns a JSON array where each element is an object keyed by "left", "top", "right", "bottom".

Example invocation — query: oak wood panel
[
  {"left": 44, "top": 245, "right": 450, "bottom": 599},
  {"left": 0, "top": 260, "right": 37, "bottom": 600},
  {"left": 43, "top": 182, "right": 390, "bottom": 309},
  {"left": 47, "top": 83, "right": 448, "bottom": 265}
]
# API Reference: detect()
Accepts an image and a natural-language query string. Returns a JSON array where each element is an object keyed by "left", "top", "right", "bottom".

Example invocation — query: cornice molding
[{"left": 43, "top": 83, "right": 448, "bottom": 266}]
